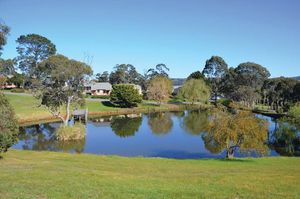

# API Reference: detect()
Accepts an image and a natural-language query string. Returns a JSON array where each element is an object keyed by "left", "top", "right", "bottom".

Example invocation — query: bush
[
  {"left": 10, "top": 88, "right": 25, "bottom": 93},
  {"left": 55, "top": 123, "right": 86, "bottom": 141},
  {"left": 0, "top": 93, "right": 19, "bottom": 154},
  {"left": 217, "top": 98, "right": 232, "bottom": 107},
  {"left": 110, "top": 84, "right": 142, "bottom": 108},
  {"left": 91, "top": 95, "right": 110, "bottom": 99},
  {"left": 288, "top": 104, "right": 300, "bottom": 119}
]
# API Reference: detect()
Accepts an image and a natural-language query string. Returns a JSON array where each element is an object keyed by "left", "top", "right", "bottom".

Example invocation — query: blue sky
[{"left": 1, "top": 0, "right": 299, "bottom": 78}]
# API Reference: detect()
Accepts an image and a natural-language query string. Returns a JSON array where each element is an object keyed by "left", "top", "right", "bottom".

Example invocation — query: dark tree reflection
[
  {"left": 147, "top": 112, "right": 173, "bottom": 135},
  {"left": 111, "top": 116, "right": 142, "bottom": 138}
]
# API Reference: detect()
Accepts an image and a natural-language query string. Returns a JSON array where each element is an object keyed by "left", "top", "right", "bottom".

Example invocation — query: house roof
[{"left": 85, "top": 82, "right": 112, "bottom": 91}]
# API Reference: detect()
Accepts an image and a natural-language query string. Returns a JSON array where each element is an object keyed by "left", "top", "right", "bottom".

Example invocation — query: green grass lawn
[{"left": 0, "top": 150, "right": 299, "bottom": 198}]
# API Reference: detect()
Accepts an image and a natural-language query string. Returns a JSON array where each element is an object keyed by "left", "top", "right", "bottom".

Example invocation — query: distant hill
[
  {"left": 293, "top": 76, "right": 300, "bottom": 80},
  {"left": 171, "top": 78, "right": 186, "bottom": 86}
]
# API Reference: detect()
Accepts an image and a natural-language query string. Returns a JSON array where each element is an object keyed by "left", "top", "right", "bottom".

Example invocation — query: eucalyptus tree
[
  {"left": 232, "top": 62, "right": 270, "bottom": 107},
  {"left": 146, "top": 63, "right": 169, "bottom": 79},
  {"left": 95, "top": 71, "right": 109, "bottom": 82},
  {"left": 187, "top": 71, "right": 205, "bottom": 80},
  {"left": 0, "top": 58, "right": 16, "bottom": 75},
  {"left": 0, "top": 22, "right": 10, "bottom": 56},
  {"left": 16, "top": 34, "right": 56, "bottom": 78},
  {"left": 109, "top": 64, "right": 143, "bottom": 85},
  {"left": 202, "top": 56, "right": 228, "bottom": 102},
  {"left": 37, "top": 54, "right": 92, "bottom": 126}
]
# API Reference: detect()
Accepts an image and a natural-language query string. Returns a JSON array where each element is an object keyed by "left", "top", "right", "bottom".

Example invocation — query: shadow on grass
[
  {"left": 216, "top": 158, "right": 254, "bottom": 163},
  {"left": 101, "top": 101, "right": 116, "bottom": 108}
]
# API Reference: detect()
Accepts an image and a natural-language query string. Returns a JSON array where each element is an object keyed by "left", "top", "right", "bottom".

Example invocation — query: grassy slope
[
  {"left": 5, "top": 94, "right": 179, "bottom": 124},
  {"left": 0, "top": 150, "right": 299, "bottom": 199}
]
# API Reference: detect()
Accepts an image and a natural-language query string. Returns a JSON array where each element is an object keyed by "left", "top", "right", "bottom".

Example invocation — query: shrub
[
  {"left": 55, "top": 123, "right": 86, "bottom": 141},
  {"left": 0, "top": 93, "right": 19, "bottom": 154},
  {"left": 110, "top": 84, "right": 142, "bottom": 108},
  {"left": 10, "top": 88, "right": 25, "bottom": 93}
]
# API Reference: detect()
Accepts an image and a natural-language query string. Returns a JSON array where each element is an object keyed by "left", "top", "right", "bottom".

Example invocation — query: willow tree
[
  {"left": 37, "top": 54, "right": 92, "bottom": 126},
  {"left": 178, "top": 78, "right": 210, "bottom": 104},
  {"left": 204, "top": 110, "right": 269, "bottom": 159}
]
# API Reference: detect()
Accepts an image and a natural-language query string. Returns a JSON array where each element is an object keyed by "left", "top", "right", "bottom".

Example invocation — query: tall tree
[
  {"left": 187, "top": 71, "right": 205, "bottom": 80},
  {"left": 0, "top": 22, "right": 10, "bottom": 56},
  {"left": 178, "top": 78, "right": 210, "bottom": 104},
  {"left": 16, "top": 34, "right": 56, "bottom": 77},
  {"left": 147, "top": 76, "right": 173, "bottom": 105},
  {"left": 95, "top": 71, "right": 109, "bottom": 82},
  {"left": 109, "top": 64, "right": 143, "bottom": 85},
  {"left": 37, "top": 54, "right": 92, "bottom": 126},
  {"left": 0, "top": 58, "right": 16, "bottom": 75},
  {"left": 146, "top": 63, "right": 169, "bottom": 79},
  {"left": 202, "top": 56, "right": 228, "bottom": 102}
]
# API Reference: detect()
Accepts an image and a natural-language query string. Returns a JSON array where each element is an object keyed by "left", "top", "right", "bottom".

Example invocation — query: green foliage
[
  {"left": 16, "top": 34, "right": 56, "bottom": 77},
  {"left": 146, "top": 63, "right": 169, "bottom": 79},
  {"left": 95, "top": 71, "right": 109, "bottom": 82},
  {"left": 109, "top": 64, "right": 144, "bottom": 86},
  {"left": 0, "top": 93, "right": 18, "bottom": 154},
  {"left": 0, "top": 58, "right": 15, "bottom": 75},
  {"left": 111, "top": 116, "right": 142, "bottom": 137},
  {"left": 147, "top": 76, "right": 173, "bottom": 104},
  {"left": 110, "top": 84, "right": 142, "bottom": 108},
  {"left": 217, "top": 98, "right": 232, "bottom": 107},
  {"left": 55, "top": 123, "right": 86, "bottom": 141},
  {"left": 187, "top": 71, "right": 205, "bottom": 80},
  {"left": 202, "top": 56, "right": 228, "bottom": 101},
  {"left": 7, "top": 73, "right": 25, "bottom": 88},
  {"left": 178, "top": 78, "right": 210, "bottom": 104},
  {"left": 0, "top": 22, "right": 10, "bottom": 56},
  {"left": 288, "top": 104, "right": 300, "bottom": 119},
  {"left": 37, "top": 54, "right": 92, "bottom": 125}
]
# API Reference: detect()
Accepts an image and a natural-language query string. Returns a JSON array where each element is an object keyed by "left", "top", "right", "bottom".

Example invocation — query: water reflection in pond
[{"left": 13, "top": 111, "right": 300, "bottom": 159}]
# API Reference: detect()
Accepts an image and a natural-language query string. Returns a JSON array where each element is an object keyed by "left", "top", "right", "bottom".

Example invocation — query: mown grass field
[
  {"left": 0, "top": 150, "right": 299, "bottom": 198},
  {"left": 4, "top": 94, "right": 182, "bottom": 125}
]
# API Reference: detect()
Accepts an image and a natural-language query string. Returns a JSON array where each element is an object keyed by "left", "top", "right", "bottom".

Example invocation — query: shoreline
[{"left": 18, "top": 104, "right": 210, "bottom": 126}]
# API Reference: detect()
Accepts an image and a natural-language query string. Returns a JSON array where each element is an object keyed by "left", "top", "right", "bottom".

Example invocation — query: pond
[{"left": 13, "top": 110, "right": 300, "bottom": 159}]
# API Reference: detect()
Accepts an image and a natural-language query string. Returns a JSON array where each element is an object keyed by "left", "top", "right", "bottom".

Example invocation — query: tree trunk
[
  {"left": 64, "top": 96, "right": 71, "bottom": 126},
  {"left": 226, "top": 148, "right": 234, "bottom": 159}
]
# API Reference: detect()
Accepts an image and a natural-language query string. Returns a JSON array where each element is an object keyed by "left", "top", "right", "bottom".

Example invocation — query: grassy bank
[
  {"left": 5, "top": 94, "right": 204, "bottom": 125},
  {"left": 0, "top": 150, "right": 299, "bottom": 198}
]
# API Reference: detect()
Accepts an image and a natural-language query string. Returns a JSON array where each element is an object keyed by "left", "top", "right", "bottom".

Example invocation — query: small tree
[
  {"left": 204, "top": 110, "right": 268, "bottom": 159},
  {"left": 147, "top": 76, "right": 172, "bottom": 105},
  {"left": 110, "top": 84, "right": 142, "bottom": 108},
  {"left": 37, "top": 54, "right": 92, "bottom": 126},
  {"left": 178, "top": 79, "right": 210, "bottom": 104},
  {"left": 0, "top": 93, "right": 19, "bottom": 154}
]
